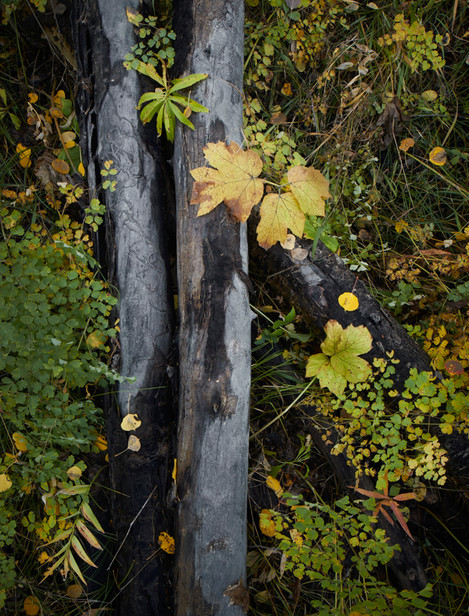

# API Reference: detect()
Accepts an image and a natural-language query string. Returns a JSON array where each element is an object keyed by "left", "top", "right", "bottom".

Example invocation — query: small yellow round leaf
[
  {"left": 86, "top": 330, "right": 106, "bottom": 348},
  {"left": 51, "top": 158, "right": 70, "bottom": 174},
  {"left": 259, "top": 509, "right": 276, "bottom": 537},
  {"left": 281, "top": 82, "right": 292, "bottom": 96},
  {"left": 66, "top": 583, "right": 83, "bottom": 598},
  {"left": 16, "top": 143, "right": 31, "bottom": 168},
  {"left": 338, "top": 292, "right": 359, "bottom": 312},
  {"left": 158, "top": 531, "right": 175, "bottom": 554},
  {"left": 121, "top": 414, "right": 141, "bottom": 431},
  {"left": 23, "top": 596, "right": 40, "bottom": 615},
  {"left": 13, "top": 432, "right": 28, "bottom": 452},
  {"left": 127, "top": 434, "right": 141, "bottom": 452},
  {"left": 0, "top": 474, "right": 12, "bottom": 492},
  {"left": 280, "top": 234, "right": 296, "bottom": 250},
  {"left": 78, "top": 162, "right": 86, "bottom": 177},
  {"left": 28, "top": 92, "right": 38, "bottom": 103},
  {"left": 429, "top": 147, "right": 447, "bottom": 166},
  {"left": 67, "top": 465, "right": 82, "bottom": 480},
  {"left": 50, "top": 106, "right": 64, "bottom": 118}
]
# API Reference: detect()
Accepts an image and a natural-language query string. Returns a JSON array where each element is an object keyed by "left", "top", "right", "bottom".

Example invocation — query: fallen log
[
  {"left": 172, "top": 1, "right": 251, "bottom": 614},
  {"left": 252, "top": 237, "right": 469, "bottom": 489},
  {"left": 73, "top": 2, "right": 174, "bottom": 614}
]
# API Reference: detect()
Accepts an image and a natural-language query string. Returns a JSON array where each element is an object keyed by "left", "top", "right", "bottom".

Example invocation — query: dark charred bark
[
  {"left": 172, "top": 1, "right": 251, "bottom": 614},
  {"left": 72, "top": 2, "right": 174, "bottom": 615},
  {"left": 252, "top": 237, "right": 469, "bottom": 488}
]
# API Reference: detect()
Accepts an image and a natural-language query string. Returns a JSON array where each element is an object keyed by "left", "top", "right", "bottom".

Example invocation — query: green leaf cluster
[
  {"left": 133, "top": 62, "right": 208, "bottom": 142},
  {"left": 271, "top": 493, "right": 432, "bottom": 616},
  {"left": 0, "top": 198, "right": 121, "bottom": 604}
]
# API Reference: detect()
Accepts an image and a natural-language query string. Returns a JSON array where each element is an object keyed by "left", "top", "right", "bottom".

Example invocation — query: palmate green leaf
[{"left": 306, "top": 320, "right": 373, "bottom": 396}]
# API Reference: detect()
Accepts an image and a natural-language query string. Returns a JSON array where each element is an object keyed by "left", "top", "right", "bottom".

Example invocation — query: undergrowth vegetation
[
  {"left": 0, "top": 0, "right": 468, "bottom": 615},
  {"left": 246, "top": 0, "right": 468, "bottom": 614}
]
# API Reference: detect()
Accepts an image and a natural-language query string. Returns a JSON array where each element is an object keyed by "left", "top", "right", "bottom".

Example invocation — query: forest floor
[{"left": 1, "top": 1, "right": 468, "bottom": 615}]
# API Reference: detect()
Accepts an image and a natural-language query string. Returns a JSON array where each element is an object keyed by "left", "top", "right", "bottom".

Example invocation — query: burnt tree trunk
[
  {"left": 172, "top": 1, "right": 251, "bottom": 614},
  {"left": 73, "top": 2, "right": 174, "bottom": 615}
]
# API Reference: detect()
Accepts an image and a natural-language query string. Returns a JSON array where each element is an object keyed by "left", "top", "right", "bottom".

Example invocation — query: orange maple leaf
[{"left": 190, "top": 141, "right": 264, "bottom": 222}]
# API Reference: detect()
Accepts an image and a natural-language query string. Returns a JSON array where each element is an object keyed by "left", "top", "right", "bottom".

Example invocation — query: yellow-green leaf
[
  {"left": 71, "top": 535, "right": 97, "bottom": 568},
  {"left": 67, "top": 465, "right": 82, "bottom": 480},
  {"left": 0, "top": 473, "right": 12, "bottom": 492},
  {"left": 13, "top": 431, "right": 28, "bottom": 452},
  {"left": 287, "top": 165, "right": 330, "bottom": 217},
  {"left": 256, "top": 192, "right": 305, "bottom": 249},
  {"left": 306, "top": 320, "right": 373, "bottom": 396},
  {"left": 76, "top": 520, "right": 102, "bottom": 550}
]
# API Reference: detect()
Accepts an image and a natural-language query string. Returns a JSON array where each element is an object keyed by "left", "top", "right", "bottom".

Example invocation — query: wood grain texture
[{"left": 172, "top": 1, "right": 251, "bottom": 614}]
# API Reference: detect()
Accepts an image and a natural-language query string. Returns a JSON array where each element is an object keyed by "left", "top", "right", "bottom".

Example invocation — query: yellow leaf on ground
[
  {"left": 257, "top": 192, "right": 305, "bottom": 249},
  {"left": 287, "top": 165, "right": 330, "bottom": 217},
  {"left": 95, "top": 434, "right": 108, "bottom": 451},
  {"left": 16, "top": 143, "right": 31, "bottom": 168},
  {"left": 66, "top": 584, "right": 83, "bottom": 598},
  {"left": 399, "top": 137, "right": 415, "bottom": 152},
  {"left": 23, "top": 596, "right": 40, "bottom": 615},
  {"left": 28, "top": 92, "right": 38, "bottom": 103},
  {"left": 190, "top": 141, "right": 264, "bottom": 222},
  {"left": 127, "top": 434, "right": 141, "bottom": 451},
  {"left": 67, "top": 465, "right": 82, "bottom": 480},
  {"left": 259, "top": 509, "right": 276, "bottom": 537},
  {"left": 0, "top": 474, "right": 12, "bottom": 492},
  {"left": 429, "top": 146, "right": 447, "bottom": 166},
  {"left": 338, "top": 292, "right": 359, "bottom": 312},
  {"left": 86, "top": 330, "right": 106, "bottom": 348},
  {"left": 121, "top": 414, "right": 141, "bottom": 431},
  {"left": 158, "top": 531, "right": 175, "bottom": 554},
  {"left": 52, "top": 158, "right": 70, "bottom": 174},
  {"left": 266, "top": 475, "right": 283, "bottom": 497},
  {"left": 13, "top": 432, "right": 28, "bottom": 452}
]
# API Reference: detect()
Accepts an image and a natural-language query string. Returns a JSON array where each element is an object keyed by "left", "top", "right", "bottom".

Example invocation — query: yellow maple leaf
[
  {"left": 287, "top": 165, "right": 330, "bottom": 217},
  {"left": 190, "top": 141, "right": 264, "bottom": 222},
  {"left": 257, "top": 192, "right": 305, "bottom": 249}
]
